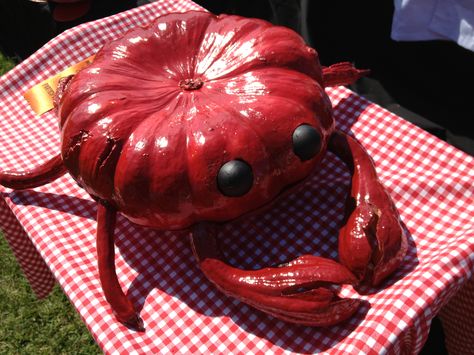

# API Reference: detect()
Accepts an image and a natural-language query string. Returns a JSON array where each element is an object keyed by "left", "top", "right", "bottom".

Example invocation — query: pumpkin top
[{"left": 57, "top": 11, "right": 334, "bottom": 229}]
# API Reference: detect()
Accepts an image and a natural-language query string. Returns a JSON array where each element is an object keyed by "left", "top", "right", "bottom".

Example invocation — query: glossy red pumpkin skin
[{"left": 57, "top": 11, "right": 335, "bottom": 230}]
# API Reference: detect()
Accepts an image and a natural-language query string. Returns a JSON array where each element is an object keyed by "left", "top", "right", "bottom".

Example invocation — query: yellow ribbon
[{"left": 23, "top": 55, "right": 95, "bottom": 115}]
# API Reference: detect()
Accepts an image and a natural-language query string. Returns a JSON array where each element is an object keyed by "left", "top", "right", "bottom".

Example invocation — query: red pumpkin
[
  {"left": 1, "top": 11, "right": 407, "bottom": 330},
  {"left": 57, "top": 11, "right": 333, "bottom": 229}
]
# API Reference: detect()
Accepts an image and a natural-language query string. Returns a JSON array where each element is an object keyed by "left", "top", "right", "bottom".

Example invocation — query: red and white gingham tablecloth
[{"left": 1, "top": 1, "right": 474, "bottom": 354}]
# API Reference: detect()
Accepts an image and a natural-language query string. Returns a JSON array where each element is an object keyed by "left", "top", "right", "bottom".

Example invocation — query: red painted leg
[
  {"left": 96, "top": 202, "right": 144, "bottom": 331},
  {"left": 0, "top": 154, "right": 66, "bottom": 189}
]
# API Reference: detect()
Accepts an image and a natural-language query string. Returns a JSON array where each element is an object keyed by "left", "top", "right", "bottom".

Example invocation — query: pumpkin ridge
[
  {"left": 89, "top": 88, "right": 180, "bottom": 113},
  {"left": 80, "top": 135, "right": 125, "bottom": 201},
  {"left": 85, "top": 60, "right": 175, "bottom": 84},
  {"left": 205, "top": 67, "right": 322, "bottom": 110},
  {"left": 182, "top": 103, "right": 196, "bottom": 221},
  {"left": 203, "top": 67, "right": 332, "bottom": 136},
  {"left": 60, "top": 81, "right": 181, "bottom": 142},
  {"left": 256, "top": 25, "right": 321, "bottom": 81},
  {"left": 95, "top": 137, "right": 123, "bottom": 179},
  {"left": 185, "top": 12, "right": 215, "bottom": 79},
  {"left": 195, "top": 15, "right": 272, "bottom": 79},
  {"left": 112, "top": 96, "right": 194, "bottom": 219},
  {"left": 199, "top": 88, "right": 271, "bottom": 164},
  {"left": 86, "top": 67, "right": 178, "bottom": 86},
  {"left": 205, "top": 76, "right": 322, "bottom": 131},
  {"left": 199, "top": 56, "right": 318, "bottom": 84},
  {"left": 61, "top": 129, "right": 90, "bottom": 178},
  {"left": 197, "top": 17, "right": 318, "bottom": 82},
  {"left": 60, "top": 95, "right": 152, "bottom": 140},
  {"left": 91, "top": 12, "right": 212, "bottom": 85},
  {"left": 175, "top": 90, "right": 196, "bottom": 218}
]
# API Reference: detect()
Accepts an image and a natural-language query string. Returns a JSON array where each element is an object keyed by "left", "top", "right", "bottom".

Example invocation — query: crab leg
[
  {"left": 329, "top": 132, "right": 407, "bottom": 285},
  {"left": 0, "top": 154, "right": 66, "bottom": 189},
  {"left": 190, "top": 223, "right": 361, "bottom": 326},
  {"left": 96, "top": 202, "right": 144, "bottom": 331}
]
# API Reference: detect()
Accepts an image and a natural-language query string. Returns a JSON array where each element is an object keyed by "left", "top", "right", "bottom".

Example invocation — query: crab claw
[
  {"left": 329, "top": 132, "right": 407, "bottom": 286},
  {"left": 190, "top": 223, "right": 361, "bottom": 326}
]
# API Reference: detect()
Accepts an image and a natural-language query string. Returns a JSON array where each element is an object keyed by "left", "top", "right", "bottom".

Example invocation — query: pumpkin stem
[{"left": 179, "top": 78, "right": 204, "bottom": 91}]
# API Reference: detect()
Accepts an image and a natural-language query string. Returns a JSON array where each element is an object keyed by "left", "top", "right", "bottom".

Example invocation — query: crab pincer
[
  {"left": 191, "top": 223, "right": 362, "bottom": 326},
  {"left": 329, "top": 132, "right": 408, "bottom": 286}
]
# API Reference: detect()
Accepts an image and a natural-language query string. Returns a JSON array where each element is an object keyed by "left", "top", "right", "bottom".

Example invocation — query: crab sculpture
[{"left": 0, "top": 11, "right": 407, "bottom": 330}]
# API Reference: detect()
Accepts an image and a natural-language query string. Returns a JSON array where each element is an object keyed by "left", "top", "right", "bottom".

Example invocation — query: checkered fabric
[
  {"left": 1, "top": 1, "right": 474, "bottom": 353},
  {"left": 0, "top": 197, "right": 56, "bottom": 298},
  {"left": 439, "top": 275, "right": 474, "bottom": 355}
]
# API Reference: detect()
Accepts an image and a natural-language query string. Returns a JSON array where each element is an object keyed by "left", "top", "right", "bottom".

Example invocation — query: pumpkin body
[{"left": 57, "top": 11, "right": 335, "bottom": 229}]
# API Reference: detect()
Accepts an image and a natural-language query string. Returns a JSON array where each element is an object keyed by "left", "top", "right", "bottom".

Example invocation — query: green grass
[
  {"left": 0, "top": 236, "right": 100, "bottom": 354},
  {"left": 0, "top": 54, "right": 100, "bottom": 354},
  {"left": 0, "top": 52, "right": 15, "bottom": 75}
]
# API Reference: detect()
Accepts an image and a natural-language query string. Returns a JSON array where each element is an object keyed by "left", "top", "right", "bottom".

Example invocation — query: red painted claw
[
  {"left": 190, "top": 223, "right": 361, "bottom": 326},
  {"left": 329, "top": 132, "right": 408, "bottom": 286}
]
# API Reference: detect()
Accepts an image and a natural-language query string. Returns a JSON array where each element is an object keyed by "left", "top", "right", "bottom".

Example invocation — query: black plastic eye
[
  {"left": 217, "top": 159, "right": 253, "bottom": 197},
  {"left": 292, "top": 124, "right": 322, "bottom": 161}
]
